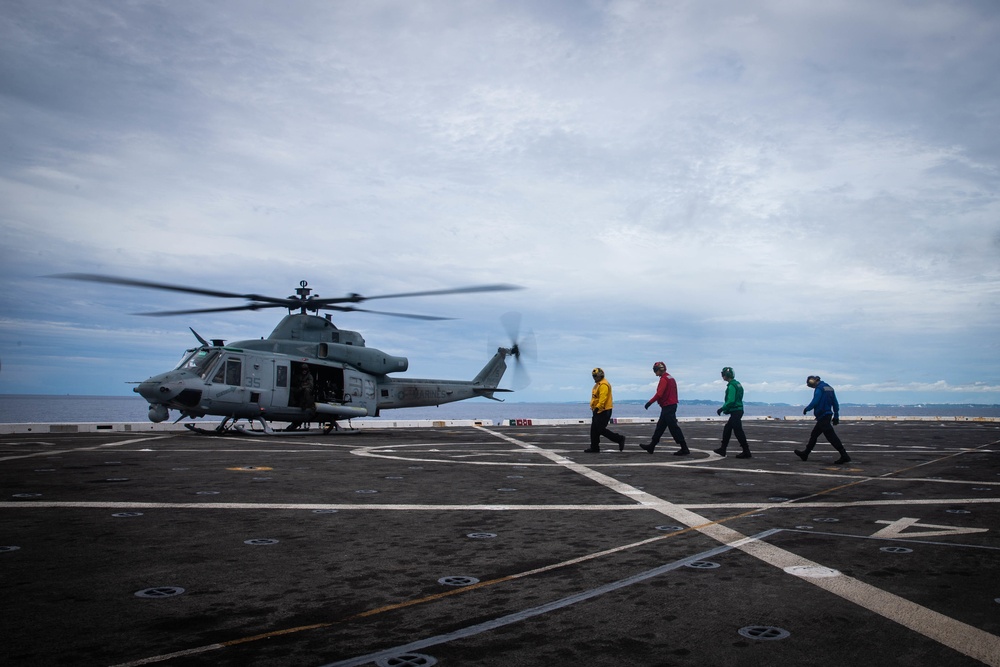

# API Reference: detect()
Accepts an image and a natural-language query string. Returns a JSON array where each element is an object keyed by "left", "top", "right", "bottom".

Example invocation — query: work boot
[
  {"left": 673, "top": 447, "right": 690, "bottom": 456},
  {"left": 583, "top": 447, "right": 600, "bottom": 453},
  {"left": 834, "top": 455, "right": 852, "bottom": 464},
  {"left": 794, "top": 449, "right": 808, "bottom": 461},
  {"left": 713, "top": 447, "right": 726, "bottom": 457},
  {"left": 735, "top": 451, "right": 752, "bottom": 459},
  {"left": 639, "top": 443, "right": 655, "bottom": 454},
  {"left": 618, "top": 435, "right": 626, "bottom": 452}
]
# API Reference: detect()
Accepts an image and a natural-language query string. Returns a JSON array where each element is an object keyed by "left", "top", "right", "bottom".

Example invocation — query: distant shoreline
[{"left": 1, "top": 394, "right": 998, "bottom": 409}]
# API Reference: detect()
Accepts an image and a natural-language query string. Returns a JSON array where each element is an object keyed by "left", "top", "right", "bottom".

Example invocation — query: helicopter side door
[
  {"left": 206, "top": 353, "right": 250, "bottom": 417},
  {"left": 272, "top": 361, "right": 291, "bottom": 410}
]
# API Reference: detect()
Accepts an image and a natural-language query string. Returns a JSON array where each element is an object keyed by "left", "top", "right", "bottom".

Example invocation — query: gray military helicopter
[{"left": 52, "top": 274, "right": 533, "bottom": 434}]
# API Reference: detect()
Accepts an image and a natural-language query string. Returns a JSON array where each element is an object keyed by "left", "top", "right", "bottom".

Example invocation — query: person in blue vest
[
  {"left": 795, "top": 375, "right": 851, "bottom": 464},
  {"left": 714, "top": 366, "right": 752, "bottom": 458}
]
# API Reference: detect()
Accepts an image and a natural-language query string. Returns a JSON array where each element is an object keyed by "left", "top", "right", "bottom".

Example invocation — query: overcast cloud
[{"left": 1, "top": 0, "right": 998, "bottom": 406}]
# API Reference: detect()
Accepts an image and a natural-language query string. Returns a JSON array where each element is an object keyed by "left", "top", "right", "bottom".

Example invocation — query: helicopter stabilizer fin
[{"left": 474, "top": 387, "right": 513, "bottom": 402}]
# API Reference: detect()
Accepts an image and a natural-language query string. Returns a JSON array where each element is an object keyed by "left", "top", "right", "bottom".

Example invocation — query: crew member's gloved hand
[
  {"left": 644, "top": 401, "right": 652, "bottom": 410},
  {"left": 832, "top": 417, "right": 839, "bottom": 425},
  {"left": 717, "top": 408, "right": 723, "bottom": 415},
  {"left": 593, "top": 408, "right": 599, "bottom": 415},
  {"left": 803, "top": 408, "right": 808, "bottom": 415}
]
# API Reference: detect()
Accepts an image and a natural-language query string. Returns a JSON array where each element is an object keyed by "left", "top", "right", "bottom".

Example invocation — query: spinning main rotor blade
[
  {"left": 324, "top": 306, "right": 453, "bottom": 321},
  {"left": 50, "top": 272, "right": 518, "bottom": 319},
  {"left": 309, "top": 283, "right": 523, "bottom": 307},
  {"left": 133, "top": 304, "right": 290, "bottom": 316},
  {"left": 49, "top": 273, "right": 289, "bottom": 305}
]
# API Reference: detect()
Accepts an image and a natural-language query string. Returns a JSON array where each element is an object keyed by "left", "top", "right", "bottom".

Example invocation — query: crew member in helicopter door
[{"left": 294, "top": 365, "right": 316, "bottom": 411}]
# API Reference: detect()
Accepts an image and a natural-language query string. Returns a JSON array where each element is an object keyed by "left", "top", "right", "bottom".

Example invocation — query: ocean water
[{"left": 1, "top": 395, "right": 998, "bottom": 424}]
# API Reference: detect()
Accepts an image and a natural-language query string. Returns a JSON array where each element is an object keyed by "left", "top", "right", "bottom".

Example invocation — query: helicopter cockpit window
[
  {"left": 176, "top": 349, "right": 222, "bottom": 379},
  {"left": 211, "top": 357, "right": 243, "bottom": 386}
]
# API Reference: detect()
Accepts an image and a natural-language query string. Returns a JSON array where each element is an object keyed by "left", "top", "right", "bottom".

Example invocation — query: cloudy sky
[{"left": 1, "top": 0, "right": 998, "bottom": 406}]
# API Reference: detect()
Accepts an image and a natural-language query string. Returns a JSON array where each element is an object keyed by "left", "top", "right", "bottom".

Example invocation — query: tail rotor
[{"left": 499, "top": 312, "right": 536, "bottom": 390}]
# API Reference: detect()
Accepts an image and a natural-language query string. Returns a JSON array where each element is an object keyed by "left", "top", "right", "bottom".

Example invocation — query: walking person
[
  {"left": 640, "top": 361, "right": 689, "bottom": 456},
  {"left": 585, "top": 367, "right": 626, "bottom": 453},
  {"left": 795, "top": 375, "right": 851, "bottom": 464},
  {"left": 714, "top": 367, "right": 752, "bottom": 459}
]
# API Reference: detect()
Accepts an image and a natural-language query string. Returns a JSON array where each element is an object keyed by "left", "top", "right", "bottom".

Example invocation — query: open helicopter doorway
[{"left": 286, "top": 362, "right": 345, "bottom": 410}]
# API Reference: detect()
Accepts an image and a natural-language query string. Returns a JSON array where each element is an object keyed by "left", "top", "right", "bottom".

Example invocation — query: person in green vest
[{"left": 714, "top": 366, "right": 752, "bottom": 459}]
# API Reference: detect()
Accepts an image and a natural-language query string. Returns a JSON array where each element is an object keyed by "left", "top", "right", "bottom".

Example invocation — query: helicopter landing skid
[
  {"left": 183, "top": 423, "right": 240, "bottom": 436},
  {"left": 231, "top": 423, "right": 359, "bottom": 436},
  {"left": 182, "top": 416, "right": 271, "bottom": 436},
  {"left": 181, "top": 416, "right": 356, "bottom": 436}
]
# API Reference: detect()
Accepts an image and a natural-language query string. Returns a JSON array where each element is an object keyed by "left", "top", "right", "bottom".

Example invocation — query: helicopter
[{"left": 51, "top": 274, "right": 534, "bottom": 434}]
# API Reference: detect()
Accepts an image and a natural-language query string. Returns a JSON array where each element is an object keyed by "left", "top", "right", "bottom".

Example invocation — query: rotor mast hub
[{"left": 292, "top": 280, "right": 315, "bottom": 314}]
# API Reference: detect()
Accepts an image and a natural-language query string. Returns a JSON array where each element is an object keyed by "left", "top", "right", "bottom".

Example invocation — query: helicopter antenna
[{"left": 189, "top": 327, "right": 210, "bottom": 347}]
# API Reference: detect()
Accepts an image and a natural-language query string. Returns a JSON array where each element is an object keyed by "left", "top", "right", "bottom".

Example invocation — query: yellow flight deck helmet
[{"left": 591, "top": 367, "right": 605, "bottom": 381}]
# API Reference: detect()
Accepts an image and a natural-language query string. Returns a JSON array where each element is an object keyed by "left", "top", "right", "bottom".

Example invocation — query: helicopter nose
[
  {"left": 136, "top": 377, "right": 180, "bottom": 402},
  {"left": 136, "top": 381, "right": 156, "bottom": 401}
]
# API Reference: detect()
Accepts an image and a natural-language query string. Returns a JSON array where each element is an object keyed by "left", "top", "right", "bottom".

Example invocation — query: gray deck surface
[{"left": 1, "top": 419, "right": 999, "bottom": 666}]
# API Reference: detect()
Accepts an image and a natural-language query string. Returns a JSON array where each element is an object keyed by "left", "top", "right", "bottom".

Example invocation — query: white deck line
[{"left": 481, "top": 426, "right": 1000, "bottom": 666}]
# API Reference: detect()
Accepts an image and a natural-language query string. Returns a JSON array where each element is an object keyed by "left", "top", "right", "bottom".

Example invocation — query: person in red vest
[{"left": 640, "top": 361, "right": 689, "bottom": 456}]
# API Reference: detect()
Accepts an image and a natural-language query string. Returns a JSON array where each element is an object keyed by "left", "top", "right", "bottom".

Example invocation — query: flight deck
[{"left": 1, "top": 419, "right": 998, "bottom": 666}]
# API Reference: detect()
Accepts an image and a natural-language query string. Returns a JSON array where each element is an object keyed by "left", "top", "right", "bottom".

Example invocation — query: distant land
[
  {"left": 0, "top": 395, "right": 998, "bottom": 409},
  {"left": 618, "top": 399, "right": 1000, "bottom": 409}
]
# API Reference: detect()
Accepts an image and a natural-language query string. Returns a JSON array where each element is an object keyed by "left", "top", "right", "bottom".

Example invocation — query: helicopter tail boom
[{"left": 372, "top": 346, "right": 515, "bottom": 410}]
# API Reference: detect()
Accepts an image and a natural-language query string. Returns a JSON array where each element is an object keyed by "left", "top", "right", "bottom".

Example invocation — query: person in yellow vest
[{"left": 585, "top": 367, "right": 626, "bottom": 453}]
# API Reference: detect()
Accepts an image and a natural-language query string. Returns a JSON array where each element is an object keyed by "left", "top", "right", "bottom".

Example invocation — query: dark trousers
[
  {"left": 806, "top": 415, "right": 847, "bottom": 455},
  {"left": 720, "top": 410, "right": 749, "bottom": 452},
  {"left": 590, "top": 409, "right": 622, "bottom": 448},
  {"left": 651, "top": 404, "right": 686, "bottom": 446}
]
